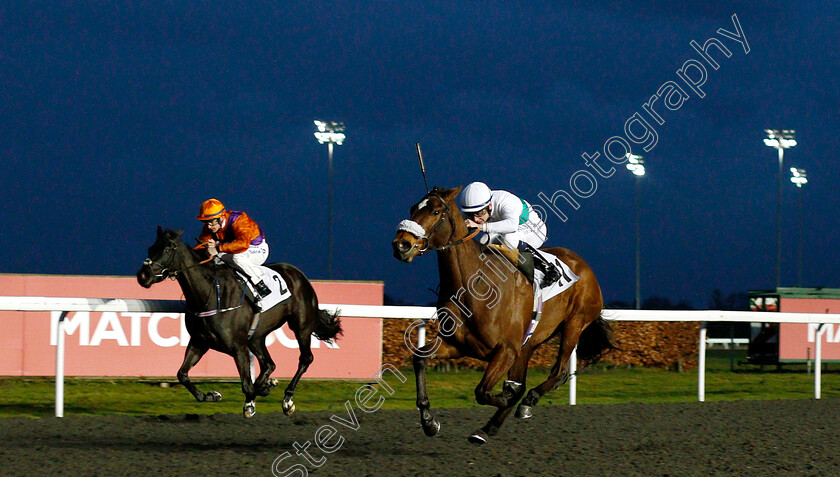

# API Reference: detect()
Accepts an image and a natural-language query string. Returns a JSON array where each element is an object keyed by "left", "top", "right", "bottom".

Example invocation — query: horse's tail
[
  {"left": 576, "top": 314, "right": 617, "bottom": 363},
  {"left": 314, "top": 308, "right": 343, "bottom": 342}
]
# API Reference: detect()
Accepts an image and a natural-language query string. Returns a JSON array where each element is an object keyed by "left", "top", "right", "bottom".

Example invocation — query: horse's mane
[{"left": 161, "top": 227, "right": 204, "bottom": 262}]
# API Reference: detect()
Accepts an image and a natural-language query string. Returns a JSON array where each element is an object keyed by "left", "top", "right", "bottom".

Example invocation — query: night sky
[{"left": 2, "top": 2, "right": 838, "bottom": 307}]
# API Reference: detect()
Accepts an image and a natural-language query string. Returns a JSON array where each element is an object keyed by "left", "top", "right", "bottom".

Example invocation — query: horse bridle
[
  {"left": 142, "top": 240, "right": 180, "bottom": 280},
  {"left": 398, "top": 190, "right": 479, "bottom": 255},
  {"left": 143, "top": 238, "right": 208, "bottom": 280}
]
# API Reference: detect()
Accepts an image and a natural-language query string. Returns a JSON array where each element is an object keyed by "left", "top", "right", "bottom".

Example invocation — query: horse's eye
[{"left": 433, "top": 210, "right": 440, "bottom": 216}]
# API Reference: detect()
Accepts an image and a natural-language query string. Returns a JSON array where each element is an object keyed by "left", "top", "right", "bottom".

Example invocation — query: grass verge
[{"left": 2, "top": 350, "right": 839, "bottom": 418}]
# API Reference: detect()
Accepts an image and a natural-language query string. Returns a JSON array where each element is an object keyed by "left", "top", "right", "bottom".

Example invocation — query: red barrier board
[
  {"left": 0, "top": 274, "right": 382, "bottom": 378},
  {"left": 779, "top": 297, "right": 840, "bottom": 361}
]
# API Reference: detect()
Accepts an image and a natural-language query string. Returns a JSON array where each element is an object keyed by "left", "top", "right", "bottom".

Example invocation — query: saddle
[
  {"left": 482, "top": 244, "right": 580, "bottom": 345},
  {"left": 211, "top": 257, "right": 293, "bottom": 312},
  {"left": 483, "top": 244, "right": 535, "bottom": 285}
]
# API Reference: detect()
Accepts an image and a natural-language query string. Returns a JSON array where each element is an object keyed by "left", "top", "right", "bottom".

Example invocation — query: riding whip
[{"left": 415, "top": 142, "right": 429, "bottom": 192}]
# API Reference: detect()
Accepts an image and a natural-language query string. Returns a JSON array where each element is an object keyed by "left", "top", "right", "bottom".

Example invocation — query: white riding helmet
[{"left": 460, "top": 182, "right": 493, "bottom": 213}]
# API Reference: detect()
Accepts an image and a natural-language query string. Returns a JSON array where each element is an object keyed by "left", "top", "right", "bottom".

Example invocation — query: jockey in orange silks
[{"left": 196, "top": 198, "right": 271, "bottom": 298}]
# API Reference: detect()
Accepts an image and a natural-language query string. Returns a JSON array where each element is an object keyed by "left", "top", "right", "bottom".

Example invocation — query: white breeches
[
  {"left": 220, "top": 241, "right": 269, "bottom": 283},
  {"left": 486, "top": 220, "right": 547, "bottom": 250}
]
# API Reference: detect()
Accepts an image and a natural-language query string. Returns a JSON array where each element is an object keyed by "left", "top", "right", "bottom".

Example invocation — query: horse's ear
[
  {"left": 157, "top": 225, "right": 163, "bottom": 236},
  {"left": 175, "top": 229, "right": 184, "bottom": 239},
  {"left": 444, "top": 186, "right": 462, "bottom": 204}
]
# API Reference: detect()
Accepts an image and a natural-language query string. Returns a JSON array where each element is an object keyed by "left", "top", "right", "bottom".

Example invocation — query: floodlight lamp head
[
  {"left": 313, "top": 120, "right": 346, "bottom": 145},
  {"left": 625, "top": 153, "right": 644, "bottom": 165},
  {"left": 626, "top": 163, "right": 646, "bottom": 176},
  {"left": 314, "top": 131, "right": 346, "bottom": 145},
  {"left": 764, "top": 129, "right": 796, "bottom": 149},
  {"left": 790, "top": 167, "right": 807, "bottom": 187}
]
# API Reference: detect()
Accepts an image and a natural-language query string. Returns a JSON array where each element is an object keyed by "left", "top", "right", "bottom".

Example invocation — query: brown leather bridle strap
[
  {"left": 421, "top": 190, "right": 480, "bottom": 252},
  {"left": 432, "top": 227, "right": 479, "bottom": 251}
]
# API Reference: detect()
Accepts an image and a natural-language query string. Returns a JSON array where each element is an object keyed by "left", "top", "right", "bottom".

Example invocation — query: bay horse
[
  {"left": 392, "top": 186, "right": 615, "bottom": 444},
  {"left": 137, "top": 227, "right": 342, "bottom": 418}
]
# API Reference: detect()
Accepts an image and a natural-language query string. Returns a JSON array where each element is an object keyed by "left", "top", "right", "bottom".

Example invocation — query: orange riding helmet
[{"left": 197, "top": 198, "right": 227, "bottom": 221}]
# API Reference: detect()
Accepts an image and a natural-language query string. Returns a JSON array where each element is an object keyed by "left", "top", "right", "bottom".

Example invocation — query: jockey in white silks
[
  {"left": 459, "top": 181, "right": 560, "bottom": 288},
  {"left": 460, "top": 182, "right": 564, "bottom": 344}
]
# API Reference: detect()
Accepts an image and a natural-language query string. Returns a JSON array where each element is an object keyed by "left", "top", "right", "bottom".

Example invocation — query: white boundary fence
[
  {"left": 0, "top": 297, "right": 434, "bottom": 417},
  {"left": 3, "top": 297, "right": 840, "bottom": 416}
]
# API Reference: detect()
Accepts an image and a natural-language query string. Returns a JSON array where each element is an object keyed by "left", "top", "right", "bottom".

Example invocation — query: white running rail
[{"left": 3, "top": 297, "right": 840, "bottom": 416}]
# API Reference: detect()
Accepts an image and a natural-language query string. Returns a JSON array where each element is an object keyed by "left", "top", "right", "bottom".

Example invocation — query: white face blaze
[{"left": 416, "top": 198, "right": 430, "bottom": 210}]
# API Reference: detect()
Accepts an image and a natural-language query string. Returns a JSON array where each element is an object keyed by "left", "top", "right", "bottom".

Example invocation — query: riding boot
[
  {"left": 522, "top": 243, "right": 560, "bottom": 287},
  {"left": 487, "top": 243, "right": 534, "bottom": 284},
  {"left": 254, "top": 280, "right": 271, "bottom": 298}
]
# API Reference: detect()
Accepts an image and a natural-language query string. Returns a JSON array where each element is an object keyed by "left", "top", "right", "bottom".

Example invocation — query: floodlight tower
[
  {"left": 626, "top": 153, "right": 646, "bottom": 310},
  {"left": 764, "top": 129, "right": 797, "bottom": 289},
  {"left": 314, "top": 120, "right": 346, "bottom": 279},
  {"left": 790, "top": 167, "right": 808, "bottom": 287}
]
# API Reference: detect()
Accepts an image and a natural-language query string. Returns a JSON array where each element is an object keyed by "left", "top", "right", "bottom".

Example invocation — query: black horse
[{"left": 137, "top": 227, "right": 342, "bottom": 418}]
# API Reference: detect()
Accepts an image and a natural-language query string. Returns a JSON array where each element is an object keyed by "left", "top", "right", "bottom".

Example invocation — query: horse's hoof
[
  {"left": 243, "top": 401, "right": 256, "bottom": 419},
  {"left": 282, "top": 399, "right": 296, "bottom": 417},
  {"left": 206, "top": 391, "right": 222, "bottom": 402},
  {"left": 516, "top": 404, "right": 533, "bottom": 419},
  {"left": 422, "top": 419, "right": 441, "bottom": 437},
  {"left": 468, "top": 430, "right": 488, "bottom": 445}
]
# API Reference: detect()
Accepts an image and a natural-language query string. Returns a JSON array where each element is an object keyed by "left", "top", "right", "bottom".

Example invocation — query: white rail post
[
  {"left": 569, "top": 347, "right": 577, "bottom": 405},
  {"left": 55, "top": 311, "right": 68, "bottom": 418},
  {"left": 698, "top": 322, "right": 708, "bottom": 402},
  {"left": 417, "top": 320, "right": 426, "bottom": 349},
  {"left": 816, "top": 324, "right": 826, "bottom": 399}
]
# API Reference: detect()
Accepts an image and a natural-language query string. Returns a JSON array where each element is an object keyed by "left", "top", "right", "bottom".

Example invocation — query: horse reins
[
  {"left": 143, "top": 240, "right": 246, "bottom": 318},
  {"left": 144, "top": 241, "right": 215, "bottom": 281}
]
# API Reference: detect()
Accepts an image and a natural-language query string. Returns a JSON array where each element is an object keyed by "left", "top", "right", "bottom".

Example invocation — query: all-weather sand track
[{"left": 1, "top": 400, "right": 838, "bottom": 476}]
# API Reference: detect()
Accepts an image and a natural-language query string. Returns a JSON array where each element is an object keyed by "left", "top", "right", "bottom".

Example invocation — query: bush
[{"left": 383, "top": 317, "right": 701, "bottom": 371}]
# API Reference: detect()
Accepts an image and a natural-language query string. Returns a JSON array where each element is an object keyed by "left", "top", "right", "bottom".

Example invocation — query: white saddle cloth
[
  {"left": 534, "top": 249, "right": 579, "bottom": 303},
  {"left": 239, "top": 266, "right": 292, "bottom": 312}
]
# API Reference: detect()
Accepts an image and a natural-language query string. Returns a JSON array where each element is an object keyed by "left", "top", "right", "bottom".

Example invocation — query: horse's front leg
[
  {"left": 413, "top": 338, "right": 461, "bottom": 437},
  {"left": 481, "top": 348, "right": 534, "bottom": 438},
  {"left": 177, "top": 340, "right": 221, "bottom": 402},
  {"left": 469, "top": 344, "right": 518, "bottom": 445},
  {"left": 248, "top": 336, "right": 277, "bottom": 397},
  {"left": 232, "top": 347, "right": 258, "bottom": 418}
]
